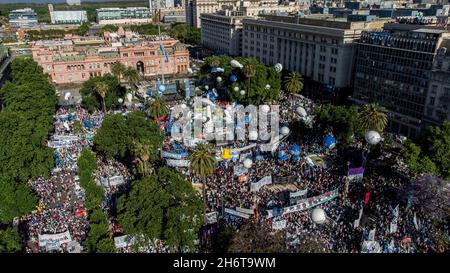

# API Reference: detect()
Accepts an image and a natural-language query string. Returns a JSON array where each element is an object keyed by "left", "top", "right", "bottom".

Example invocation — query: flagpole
[{"left": 158, "top": 25, "right": 165, "bottom": 85}]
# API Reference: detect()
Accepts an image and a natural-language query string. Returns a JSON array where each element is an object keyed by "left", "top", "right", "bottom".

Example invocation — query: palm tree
[
  {"left": 147, "top": 94, "right": 169, "bottom": 119},
  {"left": 188, "top": 143, "right": 217, "bottom": 223},
  {"left": 95, "top": 81, "right": 109, "bottom": 112},
  {"left": 123, "top": 67, "right": 139, "bottom": 91},
  {"left": 243, "top": 62, "right": 256, "bottom": 93},
  {"left": 208, "top": 56, "right": 221, "bottom": 68},
  {"left": 359, "top": 103, "right": 388, "bottom": 132},
  {"left": 284, "top": 72, "right": 304, "bottom": 94},
  {"left": 111, "top": 62, "right": 126, "bottom": 82},
  {"left": 131, "top": 141, "right": 151, "bottom": 177}
]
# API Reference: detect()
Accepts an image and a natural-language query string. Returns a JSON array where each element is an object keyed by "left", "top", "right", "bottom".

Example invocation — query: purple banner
[{"left": 348, "top": 167, "right": 365, "bottom": 176}]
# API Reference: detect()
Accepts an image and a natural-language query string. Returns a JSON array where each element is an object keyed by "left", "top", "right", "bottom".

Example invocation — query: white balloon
[
  {"left": 216, "top": 76, "right": 222, "bottom": 82},
  {"left": 274, "top": 63, "right": 283, "bottom": 73},
  {"left": 311, "top": 208, "right": 326, "bottom": 224},
  {"left": 249, "top": 131, "right": 258, "bottom": 141},
  {"left": 230, "top": 60, "right": 243, "bottom": 69},
  {"left": 243, "top": 158, "right": 253, "bottom": 169},
  {"left": 234, "top": 86, "right": 240, "bottom": 92},
  {"left": 260, "top": 105, "right": 270, "bottom": 113},
  {"left": 281, "top": 126, "right": 290, "bottom": 136},
  {"left": 204, "top": 85, "right": 209, "bottom": 90},
  {"left": 240, "top": 90, "right": 246, "bottom": 96},
  {"left": 126, "top": 93, "right": 132, "bottom": 102},
  {"left": 118, "top": 98, "right": 123, "bottom": 103},
  {"left": 202, "top": 116, "right": 207, "bottom": 122},
  {"left": 265, "top": 84, "right": 271, "bottom": 90},
  {"left": 296, "top": 106, "right": 307, "bottom": 117},
  {"left": 63, "top": 122, "right": 70, "bottom": 131},
  {"left": 64, "top": 92, "right": 71, "bottom": 101},
  {"left": 365, "top": 130, "right": 381, "bottom": 145}
]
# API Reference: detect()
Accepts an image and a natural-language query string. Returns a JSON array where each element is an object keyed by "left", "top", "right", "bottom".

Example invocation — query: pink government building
[{"left": 32, "top": 29, "right": 189, "bottom": 85}]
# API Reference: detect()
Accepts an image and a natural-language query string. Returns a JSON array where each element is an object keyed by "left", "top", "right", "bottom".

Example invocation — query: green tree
[
  {"left": 314, "top": 104, "right": 364, "bottom": 146},
  {"left": 0, "top": 181, "right": 37, "bottom": 224},
  {"left": 80, "top": 74, "right": 125, "bottom": 112},
  {"left": 422, "top": 122, "right": 450, "bottom": 179},
  {"left": 0, "top": 228, "right": 22, "bottom": 253},
  {"left": 147, "top": 94, "right": 169, "bottom": 119},
  {"left": 118, "top": 167, "right": 202, "bottom": 251},
  {"left": 123, "top": 67, "right": 139, "bottom": 90},
  {"left": 283, "top": 72, "right": 304, "bottom": 94},
  {"left": 359, "top": 103, "right": 388, "bottom": 132},
  {"left": 401, "top": 141, "right": 439, "bottom": 177},
  {"left": 95, "top": 81, "right": 109, "bottom": 112},
  {"left": 75, "top": 22, "right": 90, "bottom": 36},
  {"left": 188, "top": 143, "right": 217, "bottom": 223},
  {"left": 97, "top": 238, "right": 116, "bottom": 253},
  {"left": 111, "top": 62, "right": 126, "bottom": 82}
]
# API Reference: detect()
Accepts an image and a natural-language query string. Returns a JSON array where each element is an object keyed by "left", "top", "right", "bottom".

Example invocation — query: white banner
[
  {"left": 272, "top": 219, "right": 287, "bottom": 230},
  {"left": 224, "top": 208, "right": 250, "bottom": 219},
  {"left": 390, "top": 222, "right": 398, "bottom": 234},
  {"left": 231, "top": 143, "right": 257, "bottom": 154},
  {"left": 361, "top": 240, "right": 382, "bottom": 253},
  {"left": 38, "top": 231, "right": 72, "bottom": 248},
  {"left": 109, "top": 175, "right": 125, "bottom": 186},
  {"left": 266, "top": 189, "right": 339, "bottom": 218},
  {"left": 205, "top": 211, "right": 218, "bottom": 224},
  {"left": 290, "top": 189, "right": 308, "bottom": 198},
  {"left": 114, "top": 235, "right": 137, "bottom": 249},
  {"left": 250, "top": 176, "right": 272, "bottom": 192},
  {"left": 233, "top": 165, "right": 248, "bottom": 176},
  {"left": 52, "top": 135, "right": 80, "bottom": 141},
  {"left": 368, "top": 228, "right": 376, "bottom": 241},
  {"left": 166, "top": 159, "right": 190, "bottom": 167},
  {"left": 235, "top": 207, "right": 254, "bottom": 215}
]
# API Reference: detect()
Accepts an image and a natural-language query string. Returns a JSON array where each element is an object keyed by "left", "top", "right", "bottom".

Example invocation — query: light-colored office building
[
  {"left": 67, "top": 0, "right": 81, "bottom": 6},
  {"left": 9, "top": 8, "right": 39, "bottom": 29},
  {"left": 96, "top": 7, "right": 152, "bottom": 25},
  {"left": 185, "top": 0, "right": 238, "bottom": 28},
  {"left": 49, "top": 5, "right": 88, "bottom": 24},
  {"left": 201, "top": 10, "right": 247, "bottom": 56},
  {"left": 241, "top": 16, "right": 385, "bottom": 89}
]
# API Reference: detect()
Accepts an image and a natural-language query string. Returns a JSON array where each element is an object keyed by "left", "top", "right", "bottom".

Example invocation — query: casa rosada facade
[{"left": 31, "top": 31, "right": 189, "bottom": 85}]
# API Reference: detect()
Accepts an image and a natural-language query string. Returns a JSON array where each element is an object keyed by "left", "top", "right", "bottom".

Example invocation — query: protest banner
[
  {"left": 114, "top": 235, "right": 137, "bottom": 249},
  {"left": 233, "top": 165, "right": 248, "bottom": 176},
  {"left": 272, "top": 219, "right": 287, "bottom": 230},
  {"left": 361, "top": 240, "right": 382, "bottom": 253},
  {"left": 205, "top": 211, "right": 219, "bottom": 225},
  {"left": 38, "top": 231, "right": 72, "bottom": 248},
  {"left": 290, "top": 189, "right": 308, "bottom": 199},
  {"left": 250, "top": 176, "right": 272, "bottom": 192},
  {"left": 166, "top": 159, "right": 190, "bottom": 167},
  {"left": 109, "top": 175, "right": 125, "bottom": 186},
  {"left": 368, "top": 228, "right": 376, "bottom": 241},
  {"left": 236, "top": 207, "right": 255, "bottom": 215},
  {"left": 224, "top": 208, "right": 250, "bottom": 219},
  {"left": 266, "top": 189, "right": 339, "bottom": 218},
  {"left": 348, "top": 167, "right": 365, "bottom": 181}
]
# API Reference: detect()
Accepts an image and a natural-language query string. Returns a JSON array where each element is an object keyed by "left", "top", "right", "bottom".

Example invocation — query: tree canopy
[
  {"left": 198, "top": 56, "right": 281, "bottom": 105},
  {"left": 117, "top": 167, "right": 202, "bottom": 250},
  {"left": 80, "top": 73, "right": 126, "bottom": 112}
]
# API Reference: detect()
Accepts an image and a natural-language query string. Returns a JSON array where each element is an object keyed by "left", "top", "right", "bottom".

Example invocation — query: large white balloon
[
  {"left": 234, "top": 86, "right": 240, "bottom": 92},
  {"left": 64, "top": 92, "right": 71, "bottom": 101},
  {"left": 274, "top": 63, "right": 283, "bottom": 73},
  {"left": 249, "top": 131, "right": 258, "bottom": 141},
  {"left": 243, "top": 158, "right": 253, "bottom": 169},
  {"left": 260, "top": 105, "right": 270, "bottom": 113},
  {"left": 216, "top": 76, "right": 222, "bottom": 82},
  {"left": 311, "top": 208, "right": 326, "bottom": 224},
  {"left": 365, "top": 130, "right": 382, "bottom": 145},
  {"left": 240, "top": 90, "right": 246, "bottom": 96},
  {"left": 296, "top": 106, "right": 307, "bottom": 117},
  {"left": 204, "top": 85, "right": 209, "bottom": 90},
  {"left": 230, "top": 60, "right": 243, "bottom": 69},
  {"left": 265, "top": 84, "right": 271, "bottom": 90},
  {"left": 118, "top": 98, "right": 124, "bottom": 104},
  {"left": 281, "top": 126, "right": 290, "bottom": 136}
]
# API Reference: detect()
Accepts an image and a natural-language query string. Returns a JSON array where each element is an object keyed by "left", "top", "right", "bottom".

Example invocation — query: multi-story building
[
  {"left": 31, "top": 32, "right": 189, "bottom": 85},
  {"left": 9, "top": 8, "right": 39, "bottom": 29},
  {"left": 201, "top": 10, "right": 246, "bottom": 56},
  {"left": 67, "top": 0, "right": 81, "bottom": 5},
  {"left": 150, "top": 0, "right": 176, "bottom": 12},
  {"left": 96, "top": 7, "right": 152, "bottom": 25},
  {"left": 424, "top": 45, "right": 450, "bottom": 127},
  {"left": 352, "top": 24, "right": 450, "bottom": 138},
  {"left": 241, "top": 15, "right": 385, "bottom": 90},
  {"left": 49, "top": 5, "right": 88, "bottom": 24}
]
